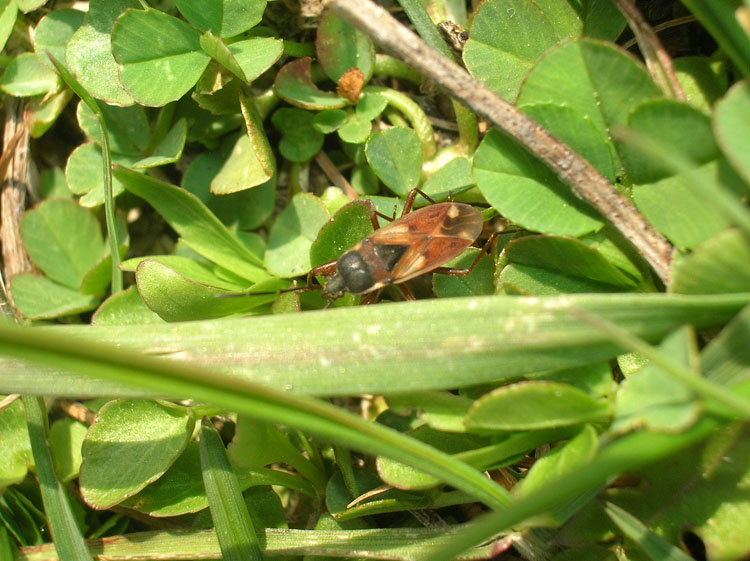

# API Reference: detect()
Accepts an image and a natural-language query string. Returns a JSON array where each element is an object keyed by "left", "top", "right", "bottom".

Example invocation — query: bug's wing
[
  {"left": 373, "top": 203, "right": 482, "bottom": 242},
  {"left": 388, "top": 204, "right": 484, "bottom": 283}
]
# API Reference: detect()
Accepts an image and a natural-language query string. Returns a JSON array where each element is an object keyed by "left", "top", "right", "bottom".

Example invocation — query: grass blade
[
  {"left": 1, "top": 323, "right": 511, "bottom": 510},
  {"left": 22, "top": 396, "right": 95, "bottom": 561},
  {"left": 0, "top": 294, "right": 746, "bottom": 397},
  {"left": 199, "top": 419, "right": 263, "bottom": 561},
  {"left": 603, "top": 501, "right": 694, "bottom": 561}
]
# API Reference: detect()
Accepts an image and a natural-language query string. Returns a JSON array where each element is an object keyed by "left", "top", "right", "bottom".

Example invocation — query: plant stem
[
  {"left": 612, "top": 0, "right": 684, "bottom": 100},
  {"left": 374, "top": 54, "right": 422, "bottom": 85},
  {"left": 363, "top": 86, "right": 436, "bottom": 160}
]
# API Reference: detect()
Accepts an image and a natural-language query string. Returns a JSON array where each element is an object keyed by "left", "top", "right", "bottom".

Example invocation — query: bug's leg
[
  {"left": 433, "top": 232, "right": 500, "bottom": 277},
  {"left": 361, "top": 198, "right": 394, "bottom": 229},
  {"left": 360, "top": 289, "right": 383, "bottom": 305},
  {"left": 402, "top": 188, "right": 438, "bottom": 216},
  {"left": 398, "top": 283, "right": 416, "bottom": 301},
  {"left": 370, "top": 209, "right": 397, "bottom": 229},
  {"left": 307, "top": 260, "right": 337, "bottom": 288}
]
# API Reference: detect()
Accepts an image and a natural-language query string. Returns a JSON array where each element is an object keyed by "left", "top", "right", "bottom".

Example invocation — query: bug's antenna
[{"left": 215, "top": 283, "right": 322, "bottom": 299}]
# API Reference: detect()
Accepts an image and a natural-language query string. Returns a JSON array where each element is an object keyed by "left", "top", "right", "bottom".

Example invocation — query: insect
[{"left": 304, "top": 189, "right": 496, "bottom": 303}]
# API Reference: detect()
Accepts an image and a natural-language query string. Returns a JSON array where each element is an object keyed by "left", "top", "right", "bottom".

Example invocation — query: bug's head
[{"left": 321, "top": 273, "right": 347, "bottom": 300}]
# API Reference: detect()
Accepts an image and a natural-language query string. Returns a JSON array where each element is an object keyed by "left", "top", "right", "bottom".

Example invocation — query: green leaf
[
  {"left": 0, "top": 0, "right": 18, "bottom": 53},
  {"left": 579, "top": 228, "right": 644, "bottom": 282},
  {"left": 92, "top": 286, "right": 165, "bottom": 326},
  {"left": 581, "top": 1, "right": 626, "bottom": 40},
  {"left": 265, "top": 193, "right": 330, "bottom": 278},
  {"left": 611, "top": 327, "right": 700, "bottom": 434},
  {"left": 633, "top": 161, "right": 733, "bottom": 251},
  {"left": 271, "top": 108, "right": 324, "bottom": 162},
  {"left": 28, "top": 86, "right": 74, "bottom": 138},
  {"left": 211, "top": 133, "right": 274, "bottom": 194},
  {"left": 540, "top": 362, "right": 616, "bottom": 401},
  {"left": 238, "top": 93, "right": 276, "bottom": 183},
  {"left": 65, "top": 143, "right": 137, "bottom": 207},
  {"left": 433, "top": 249, "right": 495, "bottom": 298},
  {"left": 520, "top": 37, "right": 662, "bottom": 125},
  {"left": 183, "top": 149, "right": 275, "bottom": 230},
  {"left": 79, "top": 399, "right": 195, "bottom": 509},
  {"left": 463, "top": 0, "right": 574, "bottom": 101},
  {"left": 111, "top": 8, "right": 210, "bottom": 106},
  {"left": 673, "top": 56, "right": 728, "bottom": 111},
  {"left": 114, "top": 167, "right": 269, "bottom": 282},
  {"left": 606, "top": 425, "right": 750, "bottom": 561},
  {"left": 702, "top": 305, "right": 750, "bottom": 389},
  {"left": 49, "top": 417, "right": 88, "bottom": 483},
  {"left": 228, "top": 417, "right": 326, "bottom": 490},
  {"left": 465, "top": 381, "right": 611, "bottom": 431},
  {"left": 497, "top": 262, "right": 619, "bottom": 295},
  {"left": 505, "top": 235, "right": 638, "bottom": 288},
  {"left": 274, "top": 57, "right": 348, "bottom": 110},
  {"left": 309, "top": 199, "right": 375, "bottom": 267},
  {"left": 33, "top": 8, "right": 85, "bottom": 70},
  {"left": 10, "top": 274, "right": 99, "bottom": 319},
  {"left": 387, "top": 391, "right": 473, "bottom": 433},
  {"left": 671, "top": 229, "right": 750, "bottom": 294},
  {"left": 0, "top": 53, "right": 60, "bottom": 96},
  {"left": 421, "top": 157, "right": 474, "bottom": 199},
  {"left": 133, "top": 118, "right": 187, "bottom": 168},
  {"left": 199, "top": 31, "right": 250, "bottom": 82},
  {"left": 123, "top": 441, "right": 208, "bottom": 516},
  {"left": 312, "top": 109, "right": 348, "bottom": 133},
  {"left": 356, "top": 91, "right": 388, "bottom": 120},
  {"left": 77, "top": 100, "right": 150, "bottom": 156},
  {"left": 80, "top": 238, "right": 129, "bottom": 295},
  {"left": 123, "top": 441, "right": 313, "bottom": 517},
  {"left": 316, "top": 10, "right": 375, "bottom": 83},
  {"left": 622, "top": 99, "right": 718, "bottom": 184},
  {"left": 199, "top": 420, "right": 263, "bottom": 561},
  {"left": 714, "top": 80, "right": 750, "bottom": 185},
  {"left": 65, "top": 0, "right": 139, "bottom": 106},
  {"left": 20, "top": 199, "right": 104, "bottom": 288},
  {"left": 14, "top": 0, "right": 46, "bottom": 11},
  {"left": 350, "top": 163, "right": 380, "bottom": 195},
  {"left": 135, "top": 260, "right": 275, "bottom": 322},
  {"left": 365, "top": 127, "right": 422, "bottom": 196},
  {"left": 337, "top": 113, "right": 372, "bottom": 144},
  {"left": 0, "top": 399, "right": 33, "bottom": 488},
  {"left": 516, "top": 425, "right": 598, "bottom": 524},
  {"left": 377, "top": 426, "right": 489, "bottom": 490},
  {"left": 521, "top": 103, "right": 618, "bottom": 183},
  {"left": 474, "top": 129, "right": 603, "bottom": 236},
  {"left": 122, "top": 255, "right": 245, "bottom": 291},
  {"left": 229, "top": 37, "right": 283, "bottom": 83},
  {"left": 175, "top": 0, "right": 266, "bottom": 38}
]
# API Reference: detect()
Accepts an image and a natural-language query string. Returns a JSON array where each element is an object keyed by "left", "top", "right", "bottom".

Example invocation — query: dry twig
[
  {"left": 613, "top": 0, "right": 685, "bottom": 100},
  {"left": 2, "top": 98, "right": 33, "bottom": 313}
]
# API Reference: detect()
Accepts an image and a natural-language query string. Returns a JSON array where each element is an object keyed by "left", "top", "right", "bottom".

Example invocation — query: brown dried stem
[
  {"left": 613, "top": 0, "right": 685, "bottom": 100},
  {"left": 2, "top": 98, "right": 33, "bottom": 313},
  {"left": 330, "top": 0, "right": 673, "bottom": 284},
  {"left": 315, "top": 151, "right": 359, "bottom": 200}
]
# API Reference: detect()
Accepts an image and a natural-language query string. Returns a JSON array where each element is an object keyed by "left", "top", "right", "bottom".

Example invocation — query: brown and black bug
[{"left": 302, "top": 189, "right": 496, "bottom": 303}]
